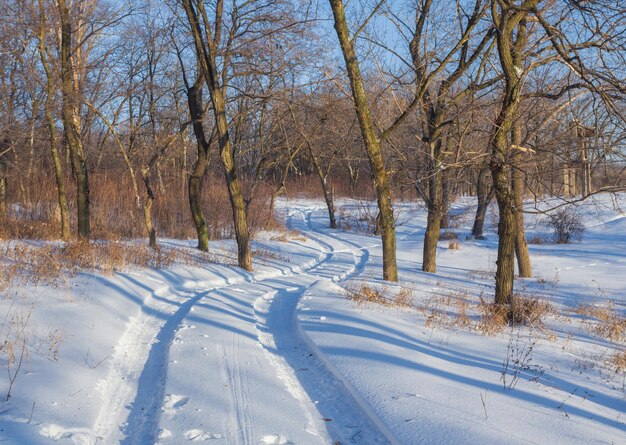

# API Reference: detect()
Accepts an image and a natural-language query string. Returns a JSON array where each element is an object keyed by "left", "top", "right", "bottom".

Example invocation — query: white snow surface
[{"left": 0, "top": 194, "right": 624, "bottom": 444}]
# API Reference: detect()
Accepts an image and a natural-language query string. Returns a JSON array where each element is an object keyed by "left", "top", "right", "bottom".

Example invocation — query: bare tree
[{"left": 328, "top": 0, "right": 398, "bottom": 281}]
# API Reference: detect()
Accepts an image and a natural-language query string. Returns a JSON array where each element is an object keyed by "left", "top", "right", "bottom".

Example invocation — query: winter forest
[{"left": 0, "top": 0, "right": 624, "bottom": 444}]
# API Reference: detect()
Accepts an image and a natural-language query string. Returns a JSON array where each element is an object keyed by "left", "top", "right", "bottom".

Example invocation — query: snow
[{"left": 0, "top": 194, "right": 624, "bottom": 444}]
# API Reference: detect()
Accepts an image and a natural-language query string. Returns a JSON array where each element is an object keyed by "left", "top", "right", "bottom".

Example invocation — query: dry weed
[
  {"left": 576, "top": 302, "right": 626, "bottom": 343},
  {"left": 0, "top": 241, "right": 178, "bottom": 289},
  {"left": 345, "top": 283, "right": 414, "bottom": 309},
  {"left": 478, "top": 296, "right": 553, "bottom": 335},
  {"left": 610, "top": 350, "right": 626, "bottom": 373}
]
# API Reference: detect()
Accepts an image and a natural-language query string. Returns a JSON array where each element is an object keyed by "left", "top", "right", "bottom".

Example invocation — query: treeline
[{"left": 0, "top": 0, "right": 624, "bottom": 314}]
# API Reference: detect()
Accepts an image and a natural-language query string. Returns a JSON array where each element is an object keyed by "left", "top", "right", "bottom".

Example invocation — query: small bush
[{"left": 548, "top": 208, "right": 584, "bottom": 244}]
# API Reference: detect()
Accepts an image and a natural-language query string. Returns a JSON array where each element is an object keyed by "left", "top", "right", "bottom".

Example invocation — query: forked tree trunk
[
  {"left": 58, "top": 0, "right": 90, "bottom": 238},
  {"left": 329, "top": 0, "right": 398, "bottom": 281},
  {"left": 182, "top": 0, "right": 252, "bottom": 271},
  {"left": 512, "top": 118, "right": 532, "bottom": 278},
  {"left": 37, "top": 8, "right": 70, "bottom": 241},
  {"left": 187, "top": 75, "right": 210, "bottom": 251},
  {"left": 490, "top": 5, "right": 537, "bottom": 308}
]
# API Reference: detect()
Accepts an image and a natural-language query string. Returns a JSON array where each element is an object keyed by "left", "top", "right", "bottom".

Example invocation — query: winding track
[{"left": 92, "top": 207, "right": 392, "bottom": 444}]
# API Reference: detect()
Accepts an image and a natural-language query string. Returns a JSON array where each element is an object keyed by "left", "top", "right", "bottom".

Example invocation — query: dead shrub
[
  {"left": 439, "top": 231, "right": 458, "bottom": 241},
  {"left": 478, "top": 299, "right": 510, "bottom": 334},
  {"left": 548, "top": 208, "right": 585, "bottom": 244},
  {"left": 448, "top": 241, "right": 460, "bottom": 250},
  {"left": 511, "top": 297, "right": 554, "bottom": 327},
  {"left": 478, "top": 296, "right": 553, "bottom": 334},
  {"left": 611, "top": 350, "right": 626, "bottom": 373},
  {"left": 1, "top": 172, "right": 275, "bottom": 243},
  {"left": 527, "top": 236, "right": 545, "bottom": 245}
]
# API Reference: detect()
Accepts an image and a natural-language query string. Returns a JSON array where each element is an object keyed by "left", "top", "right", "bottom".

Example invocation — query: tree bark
[
  {"left": 58, "top": 0, "right": 90, "bottom": 238},
  {"left": 141, "top": 168, "right": 157, "bottom": 249},
  {"left": 422, "top": 139, "right": 443, "bottom": 273},
  {"left": 0, "top": 141, "right": 7, "bottom": 219},
  {"left": 329, "top": 0, "right": 398, "bottom": 281},
  {"left": 512, "top": 118, "right": 532, "bottom": 277}
]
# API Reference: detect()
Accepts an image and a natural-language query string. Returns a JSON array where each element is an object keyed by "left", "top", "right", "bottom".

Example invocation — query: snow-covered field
[{"left": 0, "top": 194, "right": 624, "bottom": 444}]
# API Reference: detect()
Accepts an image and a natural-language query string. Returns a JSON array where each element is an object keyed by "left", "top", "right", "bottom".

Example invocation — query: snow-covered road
[{"left": 93, "top": 207, "right": 393, "bottom": 445}]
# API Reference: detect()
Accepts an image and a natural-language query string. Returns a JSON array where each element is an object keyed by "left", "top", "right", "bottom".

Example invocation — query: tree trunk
[
  {"left": 440, "top": 170, "right": 450, "bottom": 229},
  {"left": 422, "top": 141, "right": 443, "bottom": 273},
  {"left": 58, "top": 0, "right": 90, "bottom": 239},
  {"left": 329, "top": 0, "right": 398, "bottom": 281},
  {"left": 187, "top": 76, "right": 210, "bottom": 251},
  {"left": 214, "top": 95, "right": 252, "bottom": 271},
  {"left": 0, "top": 145, "right": 6, "bottom": 219},
  {"left": 491, "top": 120, "right": 517, "bottom": 307},
  {"left": 308, "top": 143, "right": 336, "bottom": 228},
  {"left": 141, "top": 168, "right": 157, "bottom": 249},
  {"left": 490, "top": 5, "right": 536, "bottom": 309},
  {"left": 471, "top": 163, "right": 494, "bottom": 238},
  {"left": 512, "top": 119, "right": 532, "bottom": 278}
]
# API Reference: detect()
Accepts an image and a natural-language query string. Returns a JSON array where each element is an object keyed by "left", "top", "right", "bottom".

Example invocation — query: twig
[
  {"left": 28, "top": 401, "right": 35, "bottom": 423},
  {"left": 480, "top": 390, "right": 488, "bottom": 419}
]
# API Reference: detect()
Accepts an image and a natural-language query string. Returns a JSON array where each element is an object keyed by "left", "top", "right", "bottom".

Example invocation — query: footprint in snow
[
  {"left": 158, "top": 428, "right": 173, "bottom": 440},
  {"left": 184, "top": 429, "right": 223, "bottom": 441},
  {"left": 261, "top": 434, "right": 292, "bottom": 445},
  {"left": 162, "top": 394, "right": 189, "bottom": 417}
]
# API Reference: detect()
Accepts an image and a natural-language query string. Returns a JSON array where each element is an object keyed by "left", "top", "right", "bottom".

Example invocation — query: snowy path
[{"left": 93, "top": 207, "right": 392, "bottom": 445}]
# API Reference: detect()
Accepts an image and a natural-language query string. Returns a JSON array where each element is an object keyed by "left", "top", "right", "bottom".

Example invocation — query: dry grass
[
  {"left": 0, "top": 241, "right": 180, "bottom": 290},
  {"left": 478, "top": 296, "right": 554, "bottom": 335},
  {"left": 422, "top": 294, "right": 473, "bottom": 330},
  {"left": 345, "top": 282, "right": 415, "bottom": 309},
  {"left": 576, "top": 302, "right": 626, "bottom": 343},
  {"left": 269, "top": 228, "right": 307, "bottom": 243},
  {"left": 610, "top": 350, "right": 626, "bottom": 373}
]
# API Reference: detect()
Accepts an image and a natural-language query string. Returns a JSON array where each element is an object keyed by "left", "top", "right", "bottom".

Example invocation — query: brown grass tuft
[
  {"left": 345, "top": 283, "right": 414, "bottom": 309},
  {"left": 611, "top": 350, "right": 626, "bottom": 373},
  {"left": 576, "top": 302, "right": 626, "bottom": 343},
  {"left": 478, "top": 296, "right": 553, "bottom": 334}
]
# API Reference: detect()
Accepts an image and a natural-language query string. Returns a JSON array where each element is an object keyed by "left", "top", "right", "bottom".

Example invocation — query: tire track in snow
[
  {"left": 93, "top": 216, "right": 337, "bottom": 444},
  {"left": 93, "top": 288, "right": 193, "bottom": 444},
  {"left": 252, "top": 207, "right": 395, "bottom": 443}
]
